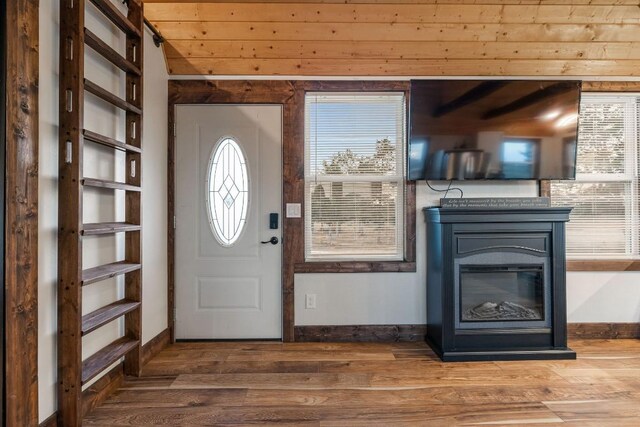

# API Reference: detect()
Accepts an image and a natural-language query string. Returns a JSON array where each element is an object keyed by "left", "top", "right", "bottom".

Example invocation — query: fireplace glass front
[{"left": 460, "top": 266, "right": 545, "bottom": 323}]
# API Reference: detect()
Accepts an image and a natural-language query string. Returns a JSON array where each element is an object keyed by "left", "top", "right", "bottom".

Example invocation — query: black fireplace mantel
[
  {"left": 425, "top": 207, "right": 573, "bottom": 224},
  {"left": 424, "top": 206, "right": 576, "bottom": 362}
]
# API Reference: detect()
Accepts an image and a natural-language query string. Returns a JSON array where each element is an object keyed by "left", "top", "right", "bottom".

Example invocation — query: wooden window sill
[
  {"left": 567, "top": 260, "right": 640, "bottom": 271},
  {"left": 295, "top": 261, "right": 416, "bottom": 273}
]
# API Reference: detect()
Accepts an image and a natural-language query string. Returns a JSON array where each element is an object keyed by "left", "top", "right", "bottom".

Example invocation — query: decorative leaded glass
[{"left": 206, "top": 137, "right": 249, "bottom": 246}]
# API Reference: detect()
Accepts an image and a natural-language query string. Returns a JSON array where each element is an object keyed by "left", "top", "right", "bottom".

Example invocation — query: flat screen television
[{"left": 409, "top": 80, "right": 582, "bottom": 180}]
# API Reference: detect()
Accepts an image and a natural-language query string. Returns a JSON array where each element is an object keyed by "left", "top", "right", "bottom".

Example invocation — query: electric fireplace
[{"left": 424, "top": 207, "right": 576, "bottom": 361}]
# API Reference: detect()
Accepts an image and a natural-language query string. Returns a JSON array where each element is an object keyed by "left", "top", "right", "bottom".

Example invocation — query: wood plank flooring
[{"left": 84, "top": 339, "right": 640, "bottom": 426}]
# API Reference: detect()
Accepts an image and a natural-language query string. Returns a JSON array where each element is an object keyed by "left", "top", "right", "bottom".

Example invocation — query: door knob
[{"left": 261, "top": 236, "right": 279, "bottom": 245}]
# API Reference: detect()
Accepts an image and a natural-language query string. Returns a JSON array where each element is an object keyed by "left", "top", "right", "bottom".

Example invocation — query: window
[
  {"left": 304, "top": 92, "right": 406, "bottom": 261},
  {"left": 551, "top": 94, "right": 639, "bottom": 259},
  {"left": 501, "top": 139, "right": 540, "bottom": 179},
  {"left": 206, "top": 137, "right": 249, "bottom": 247}
]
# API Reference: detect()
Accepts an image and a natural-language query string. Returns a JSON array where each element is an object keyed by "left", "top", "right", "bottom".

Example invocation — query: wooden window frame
[
  {"left": 294, "top": 81, "right": 416, "bottom": 273},
  {"left": 542, "top": 82, "right": 640, "bottom": 272}
]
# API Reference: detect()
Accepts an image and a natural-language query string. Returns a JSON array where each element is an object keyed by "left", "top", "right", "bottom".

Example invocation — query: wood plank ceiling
[{"left": 144, "top": 1, "right": 640, "bottom": 76}]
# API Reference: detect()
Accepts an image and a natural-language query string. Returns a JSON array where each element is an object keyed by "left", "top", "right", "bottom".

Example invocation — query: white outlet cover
[
  {"left": 286, "top": 203, "right": 302, "bottom": 218},
  {"left": 305, "top": 293, "right": 317, "bottom": 309}
]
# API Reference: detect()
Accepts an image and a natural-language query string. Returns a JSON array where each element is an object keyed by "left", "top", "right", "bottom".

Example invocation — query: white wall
[
  {"left": 38, "top": 0, "right": 169, "bottom": 422},
  {"left": 567, "top": 273, "right": 640, "bottom": 322},
  {"left": 295, "top": 180, "right": 640, "bottom": 325},
  {"left": 141, "top": 25, "right": 169, "bottom": 344}
]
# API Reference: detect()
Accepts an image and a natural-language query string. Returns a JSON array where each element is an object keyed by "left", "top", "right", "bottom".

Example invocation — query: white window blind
[
  {"left": 551, "top": 94, "right": 639, "bottom": 259},
  {"left": 304, "top": 92, "right": 406, "bottom": 261}
]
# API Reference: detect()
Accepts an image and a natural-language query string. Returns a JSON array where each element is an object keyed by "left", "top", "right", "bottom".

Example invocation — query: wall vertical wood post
[
  {"left": 124, "top": 0, "right": 144, "bottom": 377},
  {"left": 4, "top": 0, "right": 40, "bottom": 425},
  {"left": 58, "top": 0, "right": 86, "bottom": 423},
  {"left": 1, "top": 0, "right": 5, "bottom": 416},
  {"left": 58, "top": 0, "right": 144, "bottom": 424}
]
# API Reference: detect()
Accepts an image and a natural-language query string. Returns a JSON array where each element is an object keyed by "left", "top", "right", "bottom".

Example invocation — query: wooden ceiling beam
[
  {"left": 481, "top": 83, "right": 576, "bottom": 120},
  {"left": 432, "top": 81, "right": 510, "bottom": 118}
]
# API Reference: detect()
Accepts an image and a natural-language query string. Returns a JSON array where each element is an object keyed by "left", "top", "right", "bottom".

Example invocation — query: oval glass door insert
[{"left": 206, "top": 137, "right": 249, "bottom": 246}]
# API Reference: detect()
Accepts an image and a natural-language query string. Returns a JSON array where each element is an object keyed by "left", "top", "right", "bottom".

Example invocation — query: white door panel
[{"left": 175, "top": 105, "right": 282, "bottom": 339}]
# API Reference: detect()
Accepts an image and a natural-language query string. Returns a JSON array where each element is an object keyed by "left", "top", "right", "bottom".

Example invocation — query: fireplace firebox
[{"left": 424, "top": 207, "right": 576, "bottom": 361}]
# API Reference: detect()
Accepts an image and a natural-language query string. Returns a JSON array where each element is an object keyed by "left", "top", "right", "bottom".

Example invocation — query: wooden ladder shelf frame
[{"left": 58, "top": 0, "right": 144, "bottom": 425}]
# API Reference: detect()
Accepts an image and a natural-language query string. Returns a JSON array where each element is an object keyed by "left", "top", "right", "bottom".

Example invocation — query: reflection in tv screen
[{"left": 408, "top": 80, "right": 581, "bottom": 181}]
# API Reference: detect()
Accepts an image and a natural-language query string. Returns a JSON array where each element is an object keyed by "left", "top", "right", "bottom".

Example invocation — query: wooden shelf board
[
  {"left": 82, "top": 261, "right": 141, "bottom": 285},
  {"left": 84, "top": 28, "right": 141, "bottom": 76},
  {"left": 83, "top": 129, "right": 142, "bottom": 153},
  {"left": 82, "top": 222, "right": 141, "bottom": 236},
  {"left": 88, "top": 0, "right": 141, "bottom": 39},
  {"left": 82, "top": 336, "right": 139, "bottom": 385},
  {"left": 82, "top": 177, "right": 141, "bottom": 192},
  {"left": 82, "top": 300, "right": 141, "bottom": 336},
  {"left": 84, "top": 79, "right": 142, "bottom": 115}
]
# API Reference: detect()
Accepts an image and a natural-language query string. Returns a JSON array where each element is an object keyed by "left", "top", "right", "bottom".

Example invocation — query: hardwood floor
[{"left": 83, "top": 339, "right": 640, "bottom": 425}]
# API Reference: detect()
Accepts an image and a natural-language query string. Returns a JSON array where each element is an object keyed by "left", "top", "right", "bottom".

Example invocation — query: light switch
[{"left": 286, "top": 203, "right": 302, "bottom": 218}]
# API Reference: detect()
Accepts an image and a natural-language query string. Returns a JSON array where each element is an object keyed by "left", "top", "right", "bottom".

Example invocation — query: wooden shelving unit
[
  {"left": 81, "top": 300, "right": 141, "bottom": 335},
  {"left": 84, "top": 29, "right": 142, "bottom": 76},
  {"left": 82, "top": 129, "right": 142, "bottom": 153},
  {"left": 88, "top": 0, "right": 142, "bottom": 37},
  {"left": 82, "top": 177, "right": 142, "bottom": 192},
  {"left": 82, "top": 261, "right": 142, "bottom": 286},
  {"left": 81, "top": 222, "right": 142, "bottom": 236},
  {"left": 58, "top": 0, "right": 144, "bottom": 425},
  {"left": 81, "top": 337, "right": 140, "bottom": 385},
  {"left": 85, "top": 78, "right": 143, "bottom": 114}
]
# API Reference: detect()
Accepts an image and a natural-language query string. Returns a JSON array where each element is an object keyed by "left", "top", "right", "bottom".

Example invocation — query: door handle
[{"left": 261, "top": 236, "right": 279, "bottom": 245}]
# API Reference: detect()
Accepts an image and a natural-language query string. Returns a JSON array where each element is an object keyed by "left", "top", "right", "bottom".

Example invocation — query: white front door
[{"left": 175, "top": 105, "right": 282, "bottom": 339}]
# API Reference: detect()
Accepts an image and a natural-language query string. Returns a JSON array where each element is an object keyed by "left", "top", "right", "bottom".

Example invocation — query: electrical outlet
[{"left": 305, "top": 293, "right": 317, "bottom": 309}]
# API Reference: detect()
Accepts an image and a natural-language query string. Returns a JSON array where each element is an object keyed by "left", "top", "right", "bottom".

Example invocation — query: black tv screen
[{"left": 409, "top": 80, "right": 581, "bottom": 180}]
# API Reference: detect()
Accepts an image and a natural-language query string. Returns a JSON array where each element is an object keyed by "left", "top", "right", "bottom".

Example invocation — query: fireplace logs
[{"left": 464, "top": 301, "right": 541, "bottom": 321}]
